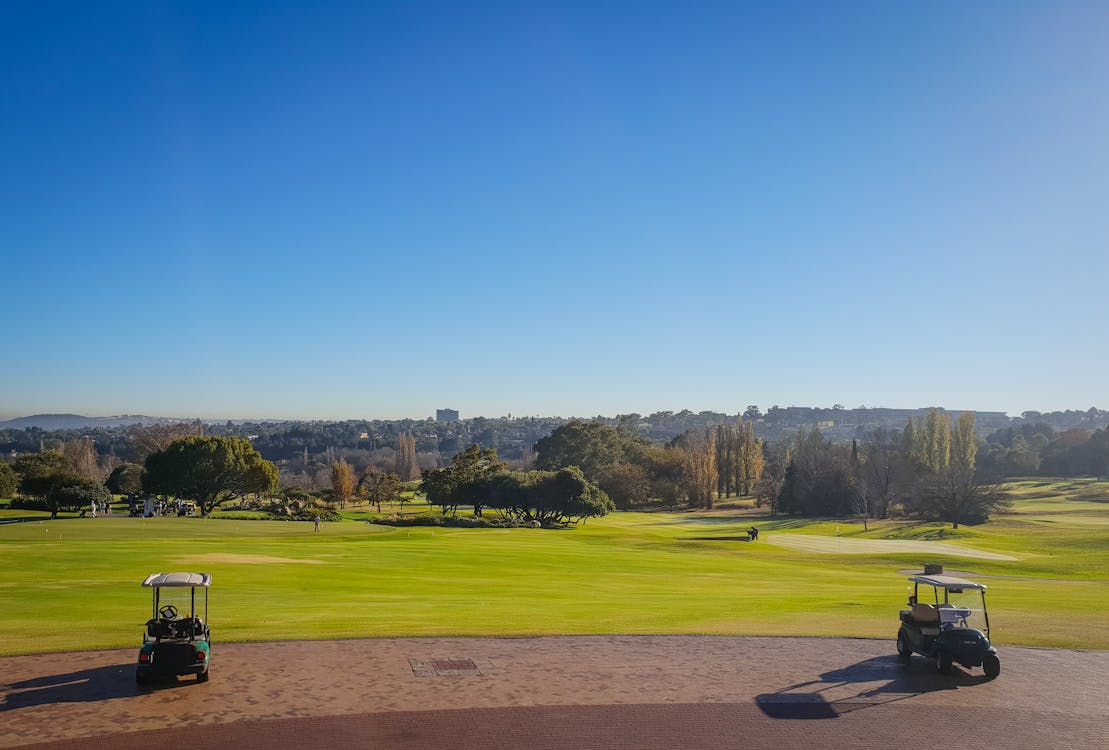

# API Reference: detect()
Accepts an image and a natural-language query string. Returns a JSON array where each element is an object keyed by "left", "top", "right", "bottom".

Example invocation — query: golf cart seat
[
  {"left": 911, "top": 603, "right": 941, "bottom": 634},
  {"left": 146, "top": 619, "right": 174, "bottom": 639}
]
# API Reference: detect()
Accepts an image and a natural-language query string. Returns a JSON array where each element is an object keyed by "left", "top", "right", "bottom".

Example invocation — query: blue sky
[{"left": 2, "top": 1, "right": 1107, "bottom": 421}]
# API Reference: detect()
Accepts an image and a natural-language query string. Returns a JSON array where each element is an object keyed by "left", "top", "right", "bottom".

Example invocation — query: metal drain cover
[{"left": 409, "top": 657, "right": 495, "bottom": 677}]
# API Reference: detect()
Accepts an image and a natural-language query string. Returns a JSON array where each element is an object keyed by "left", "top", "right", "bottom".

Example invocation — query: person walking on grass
[{"left": 314, "top": 514, "right": 321, "bottom": 533}]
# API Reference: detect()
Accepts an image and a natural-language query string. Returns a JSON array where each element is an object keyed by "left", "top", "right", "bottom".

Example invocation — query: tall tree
[
  {"left": 952, "top": 411, "right": 978, "bottom": 474},
  {"left": 736, "top": 420, "right": 765, "bottom": 495},
  {"left": 143, "top": 437, "right": 278, "bottom": 516},
  {"left": 63, "top": 437, "right": 102, "bottom": 481},
  {"left": 675, "top": 428, "right": 717, "bottom": 508},
  {"left": 921, "top": 408, "right": 951, "bottom": 473},
  {"left": 330, "top": 459, "right": 355, "bottom": 508},
  {"left": 394, "top": 432, "right": 419, "bottom": 481}
]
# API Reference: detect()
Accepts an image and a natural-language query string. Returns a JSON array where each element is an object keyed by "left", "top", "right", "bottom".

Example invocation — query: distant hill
[{"left": 0, "top": 414, "right": 183, "bottom": 430}]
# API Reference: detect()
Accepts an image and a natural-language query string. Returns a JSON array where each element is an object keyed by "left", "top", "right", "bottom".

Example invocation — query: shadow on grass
[
  {"left": 756, "top": 654, "right": 993, "bottom": 720},
  {"left": 1, "top": 664, "right": 199, "bottom": 710}
]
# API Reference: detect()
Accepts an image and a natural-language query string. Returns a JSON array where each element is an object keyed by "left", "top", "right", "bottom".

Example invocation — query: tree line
[{"left": 4, "top": 407, "right": 1106, "bottom": 529}]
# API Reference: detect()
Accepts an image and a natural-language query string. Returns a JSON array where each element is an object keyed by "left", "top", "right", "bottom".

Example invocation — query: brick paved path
[{"left": 2, "top": 636, "right": 1106, "bottom": 749}]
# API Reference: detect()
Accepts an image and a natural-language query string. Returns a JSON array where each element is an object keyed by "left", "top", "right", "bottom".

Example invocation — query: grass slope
[{"left": 0, "top": 479, "right": 1106, "bottom": 655}]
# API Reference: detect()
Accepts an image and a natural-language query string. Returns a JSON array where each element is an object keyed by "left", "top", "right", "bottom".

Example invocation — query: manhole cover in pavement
[
  {"left": 409, "top": 657, "right": 495, "bottom": 677},
  {"left": 431, "top": 659, "right": 476, "bottom": 672}
]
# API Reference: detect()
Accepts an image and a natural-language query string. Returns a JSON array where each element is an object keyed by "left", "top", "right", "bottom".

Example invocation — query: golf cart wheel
[
  {"left": 983, "top": 653, "right": 1000, "bottom": 679},
  {"left": 896, "top": 632, "right": 912, "bottom": 662},
  {"left": 935, "top": 650, "right": 953, "bottom": 675},
  {"left": 197, "top": 667, "right": 210, "bottom": 683}
]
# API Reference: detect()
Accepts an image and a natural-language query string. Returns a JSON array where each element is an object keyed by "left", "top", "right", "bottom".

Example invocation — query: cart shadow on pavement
[
  {"left": 756, "top": 654, "right": 993, "bottom": 720},
  {"left": 1, "top": 664, "right": 193, "bottom": 711}
]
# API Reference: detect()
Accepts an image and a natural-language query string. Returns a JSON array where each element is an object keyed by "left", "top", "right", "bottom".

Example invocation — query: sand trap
[
  {"left": 764, "top": 533, "right": 1016, "bottom": 560},
  {"left": 174, "top": 553, "right": 325, "bottom": 565}
]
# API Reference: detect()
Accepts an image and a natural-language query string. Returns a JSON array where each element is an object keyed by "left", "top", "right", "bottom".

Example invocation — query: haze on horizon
[{"left": 3, "top": 2, "right": 1107, "bottom": 424}]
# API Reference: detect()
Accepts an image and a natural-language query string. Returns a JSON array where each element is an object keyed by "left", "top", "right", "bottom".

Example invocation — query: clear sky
[{"left": 2, "top": 1, "right": 1107, "bottom": 421}]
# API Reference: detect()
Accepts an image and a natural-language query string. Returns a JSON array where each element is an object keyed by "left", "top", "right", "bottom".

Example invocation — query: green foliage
[
  {"left": 0, "top": 462, "right": 17, "bottom": 499},
  {"left": 534, "top": 420, "right": 645, "bottom": 479},
  {"left": 360, "top": 471, "right": 403, "bottom": 511},
  {"left": 105, "top": 462, "right": 143, "bottom": 496},
  {"left": 11, "top": 451, "right": 96, "bottom": 517},
  {"left": 478, "top": 466, "right": 614, "bottom": 525},
  {"left": 12, "top": 451, "right": 66, "bottom": 498},
  {"left": 420, "top": 445, "right": 506, "bottom": 516},
  {"left": 595, "top": 462, "right": 651, "bottom": 509},
  {"left": 49, "top": 480, "right": 112, "bottom": 514},
  {"left": 143, "top": 436, "right": 279, "bottom": 515}
]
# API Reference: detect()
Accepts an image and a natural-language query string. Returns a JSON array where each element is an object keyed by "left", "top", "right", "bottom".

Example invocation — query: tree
[
  {"left": 480, "top": 467, "right": 614, "bottom": 525},
  {"left": 908, "top": 469, "right": 1008, "bottom": 528},
  {"left": 129, "top": 422, "right": 204, "bottom": 461},
  {"left": 361, "top": 470, "right": 402, "bottom": 511},
  {"left": 921, "top": 408, "right": 952, "bottom": 473},
  {"left": 736, "top": 420, "right": 765, "bottom": 495},
  {"left": 0, "top": 462, "right": 17, "bottom": 500},
  {"left": 105, "top": 463, "right": 144, "bottom": 497},
  {"left": 394, "top": 432, "right": 419, "bottom": 482},
  {"left": 420, "top": 445, "right": 506, "bottom": 516},
  {"left": 330, "top": 459, "right": 355, "bottom": 508},
  {"left": 535, "top": 420, "right": 644, "bottom": 480},
  {"left": 143, "top": 437, "right": 278, "bottom": 516},
  {"left": 674, "top": 428, "right": 717, "bottom": 508},
  {"left": 640, "top": 444, "right": 686, "bottom": 506},
  {"left": 50, "top": 480, "right": 112, "bottom": 516},
  {"left": 778, "top": 427, "right": 858, "bottom": 516},
  {"left": 63, "top": 437, "right": 102, "bottom": 480},
  {"left": 952, "top": 412, "right": 978, "bottom": 474},
  {"left": 12, "top": 451, "right": 97, "bottom": 518},
  {"left": 594, "top": 462, "right": 651, "bottom": 510},
  {"left": 12, "top": 451, "right": 67, "bottom": 500},
  {"left": 857, "top": 427, "right": 908, "bottom": 520}
]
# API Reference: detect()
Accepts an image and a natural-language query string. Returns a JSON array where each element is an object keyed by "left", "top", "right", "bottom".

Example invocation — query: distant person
[
  {"left": 750, "top": 527, "right": 759, "bottom": 541},
  {"left": 314, "top": 514, "right": 321, "bottom": 533},
  {"left": 90, "top": 500, "right": 98, "bottom": 518}
]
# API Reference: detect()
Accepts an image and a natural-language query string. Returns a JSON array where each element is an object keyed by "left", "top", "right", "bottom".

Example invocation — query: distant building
[{"left": 436, "top": 409, "right": 460, "bottom": 423}]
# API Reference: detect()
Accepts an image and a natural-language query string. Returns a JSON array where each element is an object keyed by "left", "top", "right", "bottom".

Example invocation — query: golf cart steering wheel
[{"left": 158, "top": 604, "right": 179, "bottom": 620}]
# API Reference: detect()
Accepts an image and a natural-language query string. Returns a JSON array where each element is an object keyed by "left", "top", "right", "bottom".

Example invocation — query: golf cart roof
[
  {"left": 908, "top": 574, "right": 986, "bottom": 590},
  {"left": 142, "top": 572, "right": 212, "bottom": 588}
]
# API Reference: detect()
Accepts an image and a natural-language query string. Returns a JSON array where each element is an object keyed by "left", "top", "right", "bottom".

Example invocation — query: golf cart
[
  {"left": 136, "top": 572, "right": 212, "bottom": 685},
  {"left": 896, "top": 572, "right": 1000, "bottom": 678}
]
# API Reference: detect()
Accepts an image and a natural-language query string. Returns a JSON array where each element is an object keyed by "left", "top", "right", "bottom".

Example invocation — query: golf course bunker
[
  {"left": 765, "top": 533, "right": 1016, "bottom": 560},
  {"left": 174, "top": 553, "right": 326, "bottom": 565}
]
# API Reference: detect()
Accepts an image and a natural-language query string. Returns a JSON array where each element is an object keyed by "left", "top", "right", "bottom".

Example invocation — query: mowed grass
[{"left": 0, "top": 478, "right": 1106, "bottom": 655}]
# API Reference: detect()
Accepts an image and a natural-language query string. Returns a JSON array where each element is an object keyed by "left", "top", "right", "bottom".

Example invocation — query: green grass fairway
[{"left": 1, "top": 478, "right": 1107, "bottom": 655}]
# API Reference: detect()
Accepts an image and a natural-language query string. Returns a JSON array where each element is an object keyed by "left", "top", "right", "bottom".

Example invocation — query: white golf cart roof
[
  {"left": 908, "top": 574, "right": 986, "bottom": 590},
  {"left": 142, "top": 572, "right": 212, "bottom": 588}
]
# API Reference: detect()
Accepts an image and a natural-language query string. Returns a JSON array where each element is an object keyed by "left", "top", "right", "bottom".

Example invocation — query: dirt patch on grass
[
  {"left": 764, "top": 533, "right": 1016, "bottom": 560},
  {"left": 174, "top": 554, "right": 325, "bottom": 565}
]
